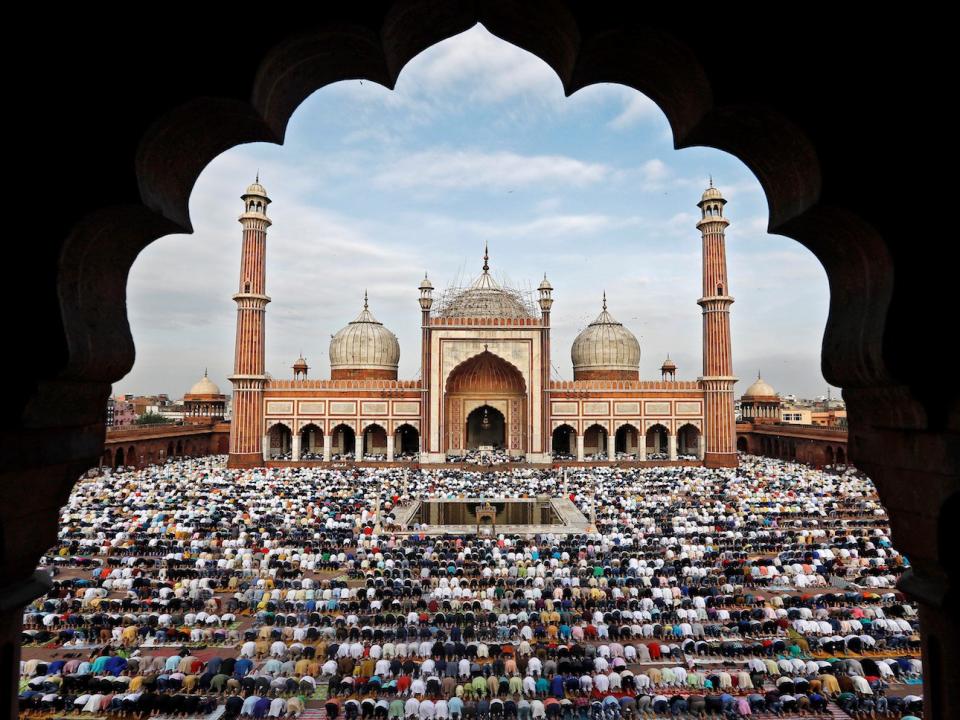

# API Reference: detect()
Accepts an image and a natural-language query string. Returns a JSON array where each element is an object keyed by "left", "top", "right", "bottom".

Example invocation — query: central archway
[{"left": 444, "top": 350, "right": 527, "bottom": 456}]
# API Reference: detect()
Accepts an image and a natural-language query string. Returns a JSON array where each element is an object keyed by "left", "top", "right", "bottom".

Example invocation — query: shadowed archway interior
[
  {"left": 466, "top": 404, "right": 505, "bottom": 448},
  {"left": 6, "top": 6, "right": 957, "bottom": 718}
]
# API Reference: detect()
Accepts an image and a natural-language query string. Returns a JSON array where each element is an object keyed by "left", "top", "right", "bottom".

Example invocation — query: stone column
[
  {"left": 576, "top": 434, "right": 585, "bottom": 462},
  {"left": 697, "top": 435, "right": 705, "bottom": 460},
  {"left": 638, "top": 433, "right": 647, "bottom": 461},
  {"left": 262, "top": 434, "right": 271, "bottom": 459},
  {"left": 291, "top": 432, "right": 301, "bottom": 460},
  {"left": 323, "top": 432, "right": 332, "bottom": 462},
  {"left": 668, "top": 433, "right": 677, "bottom": 461},
  {"left": 386, "top": 433, "right": 395, "bottom": 462},
  {"left": 607, "top": 430, "right": 616, "bottom": 461}
]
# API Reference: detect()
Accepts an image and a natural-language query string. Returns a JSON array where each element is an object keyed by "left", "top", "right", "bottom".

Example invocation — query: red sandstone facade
[
  {"left": 736, "top": 421, "right": 848, "bottom": 466},
  {"left": 101, "top": 420, "right": 230, "bottom": 469},
  {"left": 227, "top": 182, "right": 739, "bottom": 468}
]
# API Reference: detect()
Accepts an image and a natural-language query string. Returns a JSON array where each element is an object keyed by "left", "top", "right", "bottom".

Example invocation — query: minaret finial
[
  {"left": 364, "top": 290, "right": 369, "bottom": 310},
  {"left": 483, "top": 242, "right": 490, "bottom": 273},
  {"left": 602, "top": 291, "right": 607, "bottom": 311},
  {"left": 709, "top": 173, "right": 713, "bottom": 187},
  {"left": 256, "top": 170, "right": 260, "bottom": 184},
  {"left": 758, "top": 369, "right": 761, "bottom": 379},
  {"left": 204, "top": 367, "right": 208, "bottom": 377}
]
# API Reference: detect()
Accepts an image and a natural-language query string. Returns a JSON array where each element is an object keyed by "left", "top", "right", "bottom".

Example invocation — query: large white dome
[
  {"left": 329, "top": 294, "right": 400, "bottom": 374},
  {"left": 571, "top": 295, "right": 641, "bottom": 377},
  {"left": 434, "top": 245, "right": 535, "bottom": 320}
]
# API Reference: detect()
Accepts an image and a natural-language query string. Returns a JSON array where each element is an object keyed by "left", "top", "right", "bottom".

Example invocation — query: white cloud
[{"left": 373, "top": 149, "right": 610, "bottom": 190}]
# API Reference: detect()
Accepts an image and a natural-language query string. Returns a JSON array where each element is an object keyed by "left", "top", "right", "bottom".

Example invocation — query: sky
[{"left": 118, "top": 25, "right": 838, "bottom": 401}]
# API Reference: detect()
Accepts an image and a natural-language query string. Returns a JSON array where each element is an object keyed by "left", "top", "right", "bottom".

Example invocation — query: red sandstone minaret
[
  {"left": 418, "top": 272, "right": 434, "bottom": 460},
  {"left": 538, "top": 274, "right": 553, "bottom": 459},
  {"left": 697, "top": 181, "right": 738, "bottom": 468},
  {"left": 227, "top": 178, "right": 271, "bottom": 468}
]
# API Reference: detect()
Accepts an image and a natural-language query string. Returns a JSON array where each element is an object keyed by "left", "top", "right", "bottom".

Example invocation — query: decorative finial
[
  {"left": 758, "top": 369, "right": 761, "bottom": 379},
  {"left": 256, "top": 170, "right": 260, "bottom": 184},
  {"left": 483, "top": 242, "right": 490, "bottom": 273},
  {"left": 484, "top": 344, "right": 489, "bottom": 352},
  {"left": 709, "top": 174, "right": 713, "bottom": 187},
  {"left": 602, "top": 291, "right": 607, "bottom": 311},
  {"left": 364, "top": 290, "right": 369, "bottom": 310},
  {"left": 204, "top": 367, "right": 208, "bottom": 377}
]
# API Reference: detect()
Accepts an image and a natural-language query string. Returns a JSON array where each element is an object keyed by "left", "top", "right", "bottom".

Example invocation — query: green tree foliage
[{"left": 134, "top": 412, "right": 172, "bottom": 426}]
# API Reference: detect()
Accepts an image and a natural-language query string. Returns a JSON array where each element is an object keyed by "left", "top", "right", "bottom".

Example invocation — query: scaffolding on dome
[{"left": 432, "top": 272, "right": 539, "bottom": 319}]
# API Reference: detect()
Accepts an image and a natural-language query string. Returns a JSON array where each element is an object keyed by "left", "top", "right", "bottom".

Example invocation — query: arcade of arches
[
  {"left": 736, "top": 422, "right": 849, "bottom": 468},
  {"left": 99, "top": 422, "right": 229, "bottom": 470},
  {"left": 551, "top": 421, "right": 702, "bottom": 460},
  {"left": 7, "top": 7, "right": 957, "bottom": 718}
]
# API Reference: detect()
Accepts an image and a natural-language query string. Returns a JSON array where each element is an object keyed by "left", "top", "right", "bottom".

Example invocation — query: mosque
[{"left": 227, "top": 180, "right": 738, "bottom": 469}]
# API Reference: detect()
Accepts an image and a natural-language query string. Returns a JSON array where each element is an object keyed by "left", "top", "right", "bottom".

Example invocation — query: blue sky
[{"left": 119, "top": 25, "right": 836, "bottom": 401}]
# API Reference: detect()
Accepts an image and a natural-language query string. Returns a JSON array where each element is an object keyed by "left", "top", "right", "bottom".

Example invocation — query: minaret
[
  {"left": 418, "top": 272, "right": 434, "bottom": 460},
  {"left": 538, "top": 274, "right": 554, "bottom": 460},
  {"left": 228, "top": 178, "right": 272, "bottom": 468},
  {"left": 697, "top": 181, "right": 738, "bottom": 468}
]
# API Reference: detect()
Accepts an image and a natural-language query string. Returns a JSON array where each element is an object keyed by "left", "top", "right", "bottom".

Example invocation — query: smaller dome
[
  {"left": 661, "top": 356, "right": 677, "bottom": 371},
  {"left": 329, "top": 292, "right": 400, "bottom": 373},
  {"left": 187, "top": 370, "right": 220, "bottom": 396},
  {"left": 701, "top": 184, "right": 724, "bottom": 202},
  {"left": 743, "top": 374, "right": 778, "bottom": 398},
  {"left": 538, "top": 274, "right": 553, "bottom": 291},
  {"left": 293, "top": 355, "right": 308, "bottom": 370},
  {"left": 244, "top": 175, "right": 268, "bottom": 198},
  {"left": 419, "top": 273, "right": 434, "bottom": 290},
  {"left": 571, "top": 293, "right": 641, "bottom": 376}
]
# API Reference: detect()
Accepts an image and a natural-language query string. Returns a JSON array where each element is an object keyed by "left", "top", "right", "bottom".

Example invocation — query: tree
[{"left": 135, "top": 412, "right": 172, "bottom": 426}]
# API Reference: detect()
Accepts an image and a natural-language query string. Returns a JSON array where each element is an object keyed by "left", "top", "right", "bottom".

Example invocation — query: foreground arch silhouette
[{"left": 6, "top": 6, "right": 957, "bottom": 717}]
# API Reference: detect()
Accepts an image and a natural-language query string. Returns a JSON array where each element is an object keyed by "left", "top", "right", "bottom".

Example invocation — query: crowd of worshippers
[
  {"left": 273, "top": 452, "right": 422, "bottom": 463},
  {"left": 445, "top": 449, "right": 515, "bottom": 465},
  {"left": 18, "top": 455, "right": 923, "bottom": 717}
]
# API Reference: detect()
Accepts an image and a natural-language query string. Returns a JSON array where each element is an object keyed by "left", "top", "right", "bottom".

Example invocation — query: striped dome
[
  {"left": 329, "top": 293, "right": 400, "bottom": 374},
  {"left": 571, "top": 295, "right": 641, "bottom": 375}
]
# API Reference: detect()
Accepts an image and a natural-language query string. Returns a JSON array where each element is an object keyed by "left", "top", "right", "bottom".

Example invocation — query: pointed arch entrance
[
  {"left": 552, "top": 424, "right": 575, "bottom": 456},
  {"left": 444, "top": 350, "right": 527, "bottom": 456}
]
